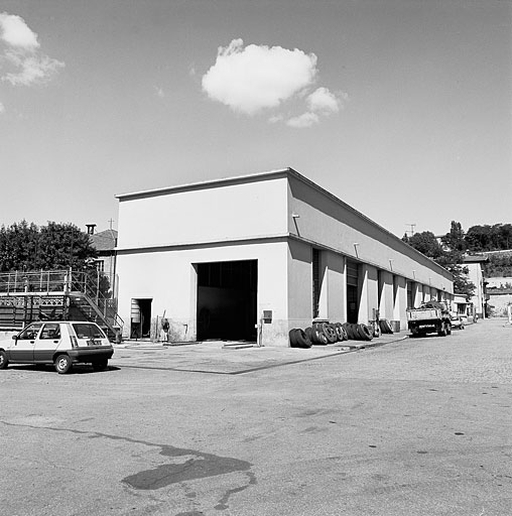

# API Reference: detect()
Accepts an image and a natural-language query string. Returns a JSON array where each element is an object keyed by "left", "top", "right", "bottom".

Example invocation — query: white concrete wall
[
  {"left": 393, "top": 276, "right": 408, "bottom": 330},
  {"left": 116, "top": 241, "right": 290, "bottom": 346},
  {"left": 359, "top": 264, "right": 379, "bottom": 324},
  {"left": 379, "top": 271, "right": 394, "bottom": 321},
  {"left": 287, "top": 239, "right": 312, "bottom": 329},
  {"left": 466, "top": 262, "right": 486, "bottom": 317},
  {"left": 117, "top": 177, "right": 288, "bottom": 250}
]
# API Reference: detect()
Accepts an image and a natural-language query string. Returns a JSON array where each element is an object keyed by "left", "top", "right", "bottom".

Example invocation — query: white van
[{"left": 0, "top": 321, "right": 114, "bottom": 374}]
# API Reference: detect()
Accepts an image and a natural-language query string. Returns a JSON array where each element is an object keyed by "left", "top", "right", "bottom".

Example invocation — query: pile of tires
[
  {"left": 342, "top": 322, "right": 374, "bottom": 341},
  {"left": 289, "top": 321, "right": 374, "bottom": 347}
]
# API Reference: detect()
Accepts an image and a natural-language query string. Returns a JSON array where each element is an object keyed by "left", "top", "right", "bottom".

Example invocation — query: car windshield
[
  {"left": 72, "top": 323, "right": 106, "bottom": 339},
  {"left": 17, "top": 323, "right": 42, "bottom": 340}
]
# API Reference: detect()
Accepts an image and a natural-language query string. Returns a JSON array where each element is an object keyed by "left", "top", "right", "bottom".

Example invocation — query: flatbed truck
[{"left": 406, "top": 301, "right": 452, "bottom": 337}]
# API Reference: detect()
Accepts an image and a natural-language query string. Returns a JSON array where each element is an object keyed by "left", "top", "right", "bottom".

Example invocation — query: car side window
[
  {"left": 17, "top": 323, "right": 43, "bottom": 340},
  {"left": 40, "top": 323, "right": 61, "bottom": 340}
]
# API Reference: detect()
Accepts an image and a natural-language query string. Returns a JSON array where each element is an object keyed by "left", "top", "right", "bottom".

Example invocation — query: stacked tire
[
  {"left": 289, "top": 320, "right": 374, "bottom": 347},
  {"left": 379, "top": 319, "right": 393, "bottom": 334},
  {"left": 289, "top": 328, "right": 313, "bottom": 348},
  {"left": 342, "top": 322, "right": 374, "bottom": 341}
]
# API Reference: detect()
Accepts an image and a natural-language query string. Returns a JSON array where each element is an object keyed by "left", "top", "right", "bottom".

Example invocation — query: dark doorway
[
  {"left": 130, "top": 298, "right": 152, "bottom": 339},
  {"left": 196, "top": 260, "right": 257, "bottom": 341},
  {"left": 346, "top": 261, "right": 359, "bottom": 323}
]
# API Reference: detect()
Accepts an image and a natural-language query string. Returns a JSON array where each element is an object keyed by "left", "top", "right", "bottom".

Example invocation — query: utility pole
[{"left": 406, "top": 223, "right": 416, "bottom": 237}]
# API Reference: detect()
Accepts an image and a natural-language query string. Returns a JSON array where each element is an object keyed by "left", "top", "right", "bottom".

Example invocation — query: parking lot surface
[
  {"left": 1, "top": 319, "right": 511, "bottom": 516},
  {"left": 112, "top": 331, "right": 406, "bottom": 374}
]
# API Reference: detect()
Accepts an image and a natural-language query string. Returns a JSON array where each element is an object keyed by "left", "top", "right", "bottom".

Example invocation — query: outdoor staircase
[{"left": 0, "top": 269, "right": 124, "bottom": 341}]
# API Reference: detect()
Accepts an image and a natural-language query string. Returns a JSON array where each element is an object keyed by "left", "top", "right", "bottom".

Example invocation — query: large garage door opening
[{"left": 196, "top": 260, "right": 257, "bottom": 342}]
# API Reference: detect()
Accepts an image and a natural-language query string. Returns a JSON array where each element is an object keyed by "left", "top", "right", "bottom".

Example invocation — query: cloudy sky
[{"left": 0, "top": 0, "right": 510, "bottom": 237}]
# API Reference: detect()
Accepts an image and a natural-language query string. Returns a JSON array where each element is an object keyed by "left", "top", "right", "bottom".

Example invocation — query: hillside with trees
[{"left": 402, "top": 222, "right": 512, "bottom": 299}]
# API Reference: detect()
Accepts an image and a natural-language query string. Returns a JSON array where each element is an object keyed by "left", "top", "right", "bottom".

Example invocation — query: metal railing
[{"left": 0, "top": 268, "right": 124, "bottom": 330}]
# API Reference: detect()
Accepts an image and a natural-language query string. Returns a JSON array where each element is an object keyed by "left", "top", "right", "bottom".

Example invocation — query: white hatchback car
[{"left": 0, "top": 321, "right": 114, "bottom": 374}]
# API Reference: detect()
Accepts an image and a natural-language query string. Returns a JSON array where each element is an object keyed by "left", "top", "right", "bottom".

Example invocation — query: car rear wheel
[
  {"left": 0, "top": 350, "right": 8, "bottom": 369},
  {"left": 55, "top": 354, "right": 73, "bottom": 374},
  {"left": 92, "top": 359, "right": 108, "bottom": 371}
]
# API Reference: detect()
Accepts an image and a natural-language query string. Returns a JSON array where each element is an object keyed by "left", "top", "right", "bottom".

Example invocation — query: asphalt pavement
[{"left": 1, "top": 319, "right": 511, "bottom": 516}]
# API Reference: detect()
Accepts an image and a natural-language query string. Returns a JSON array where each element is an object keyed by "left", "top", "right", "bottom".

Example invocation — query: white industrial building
[{"left": 115, "top": 168, "right": 454, "bottom": 346}]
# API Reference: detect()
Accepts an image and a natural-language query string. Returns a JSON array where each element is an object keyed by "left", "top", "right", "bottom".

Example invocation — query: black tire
[
  {"left": 0, "top": 350, "right": 8, "bottom": 369},
  {"left": 334, "top": 323, "right": 347, "bottom": 341},
  {"left": 356, "top": 324, "right": 373, "bottom": 341},
  {"left": 311, "top": 324, "right": 328, "bottom": 345},
  {"left": 322, "top": 323, "right": 338, "bottom": 343},
  {"left": 289, "top": 328, "right": 300, "bottom": 346},
  {"left": 296, "top": 329, "right": 312, "bottom": 348},
  {"left": 54, "top": 354, "right": 73, "bottom": 374},
  {"left": 92, "top": 359, "right": 108, "bottom": 371},
  {"left": 380, "top": 319, "right": 393, "bottom": 334},
  {"left": 348, "top": 323, "right": 359, "bottom": 340},
  {"left": 343, "top": 323, "right": 354, "bottom": 340},
  {"left": 304, "top": 327, "right": 314, "bottom": 342}
]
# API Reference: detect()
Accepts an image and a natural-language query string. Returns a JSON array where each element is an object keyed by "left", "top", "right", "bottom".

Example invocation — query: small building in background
[
  {"left": 87, "top": 225, "right": 118, "bottom": 279},
  {"left": 484, "top": 275, "right": 512, "bottom": 317},
  {"left": 462, "top": 254, "right": 488, "bottom": 318}
]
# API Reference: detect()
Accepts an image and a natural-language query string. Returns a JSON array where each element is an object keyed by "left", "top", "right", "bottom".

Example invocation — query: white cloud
[
  {"left": 202, "top": 38, "right": 348, "bottom": 129},
  {"left": 202, "top": 38, "right": 318, "bottom": 115},
  {"left": 0, "top": 12, "right": 39, "bottom": 49},
  {"left": 286, "top": 112, "right": 319, "bottom": 129},
  {"left": 307, "top": 87, "right": 341, "bottom": 114},
  {"left": 0, "top": 12, "right": 64, "bottom": 88},
  {"left": 0, "top": 101, "right": 5, "bottom": 114},
  {"left": 155, "top": 86, "right": 165, "bottom": 98},
  {"left": 2, "top": 50, "right": 64, "bottom": 86}
]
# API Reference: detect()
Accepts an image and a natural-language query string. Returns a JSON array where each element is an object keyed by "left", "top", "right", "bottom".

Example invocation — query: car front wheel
[{"left": 55, "top": 354, "right": 73, "bottom": 374}]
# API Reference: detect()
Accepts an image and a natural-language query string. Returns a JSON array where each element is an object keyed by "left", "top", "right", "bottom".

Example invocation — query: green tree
[
  {"left": 36, "top": 222, "right": 97, "bottom": 270},
  {"left": 465, "top": 223, "right": 512, "bottom": 252},
  {"left": 442, "top": 221, "right": 466, "bottom": 254},
  {"left": 404, "top": 223, "right": 475, "bottom": 300},
  {"left": 402, "top": 231, "right": 444, "bottom": 260},
  {"left": 0, "top": 221, "right": 39, "bottom": 272},
  {"left": 484, "top": 253, "right": 512, "bottom": 277},
  {"left": 0, "top": 221, "right": 97, "bottom": 272}
]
